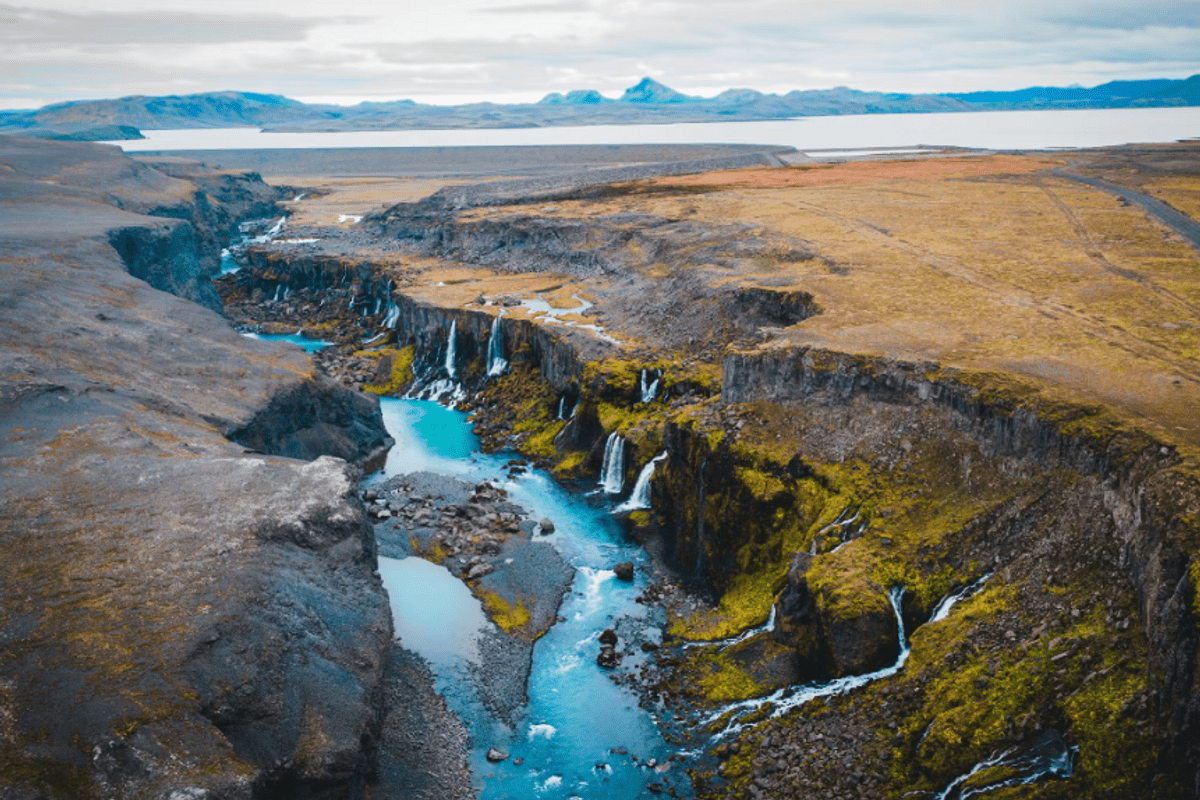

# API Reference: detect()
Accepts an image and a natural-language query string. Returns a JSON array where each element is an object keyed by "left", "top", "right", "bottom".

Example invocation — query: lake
[{"left": 110, "top": 106, "right": 1200, "bottom": 153}]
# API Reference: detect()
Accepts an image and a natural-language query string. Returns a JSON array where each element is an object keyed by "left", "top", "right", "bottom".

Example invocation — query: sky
[{"left": 2, "top": 0, "right": 1200, "bottom": 110}]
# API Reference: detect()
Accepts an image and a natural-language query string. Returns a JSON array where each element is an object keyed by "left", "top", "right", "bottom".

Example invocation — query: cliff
[{"left": 0, "top": 136, "right": 394, "bottom": 798}]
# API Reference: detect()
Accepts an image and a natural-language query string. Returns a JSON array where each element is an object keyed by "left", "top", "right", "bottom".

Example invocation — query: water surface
[
  {"left": 371, "top": 398, "right": 678, "bottom": 799},
  {"left": 111, "top": 107, "right": 1200, "bottom": 152}
]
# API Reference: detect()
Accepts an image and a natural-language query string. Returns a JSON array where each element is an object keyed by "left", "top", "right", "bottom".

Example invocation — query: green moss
[
  {"left": 362, "top": 345, "right": 415, "bottom": 396},
  {"left": 552, "top": 450, "right": 586, "bottom": 478},
  {"left": 892, "top": 588, "right": 1159, "bottom": 798},
  {"left": 695, "top": 650, "right": 764, "bottom": 703},
  {"left": 669, "top": 570, "right": 782, "bottom": 641},
  {"left": 477, "top": 588, "right": 532, "bottom": 636},
  {"left": 521, "top": 420, "right": 565, "bottom": 459}
]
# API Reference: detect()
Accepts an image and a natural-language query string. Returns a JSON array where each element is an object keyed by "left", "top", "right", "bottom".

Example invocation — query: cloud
[
  {"left": 0, "top": 3, "right": 343, "bottom": 45},
  {"left": 2, "top": 0, "right": 1198, "bottom": 108}
]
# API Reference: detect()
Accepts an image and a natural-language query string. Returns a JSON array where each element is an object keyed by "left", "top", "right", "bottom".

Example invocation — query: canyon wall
[{"left": 0, "top": 137, "right": 394, "bottom": 799}]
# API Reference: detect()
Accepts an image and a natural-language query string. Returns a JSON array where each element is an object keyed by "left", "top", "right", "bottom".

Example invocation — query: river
[
  {"left": 368, "top": 397, "right": 679, "bottom": 799},
  {"left": 110, "top": 106, "right": 1200, "bottom": 153}
]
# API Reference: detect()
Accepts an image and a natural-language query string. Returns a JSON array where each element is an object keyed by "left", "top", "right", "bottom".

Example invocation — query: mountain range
[{"left": 2, "top": 75, "right": 1198, "bottom": 140}]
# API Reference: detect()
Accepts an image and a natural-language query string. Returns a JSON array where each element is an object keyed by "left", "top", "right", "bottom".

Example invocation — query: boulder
[{"left": 614, "top": 561, "right": 635, "bottom": 581}]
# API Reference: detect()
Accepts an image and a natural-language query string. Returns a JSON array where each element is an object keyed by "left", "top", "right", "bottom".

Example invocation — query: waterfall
[
  {"left": 383, "top": 301, "right": 400, "bottom": 330},
  {"left": 599, "top": 433, "right": 626, "bottom": 495},
  {"left": 684, "top": 604, "right": 777, "bottom": 651},
  {"left": 557, "top": 396, "right": 565, "bottom": 420},
  {"left": 374, "top": 297, "right": 382, "bottom": 316},
  {"left": 705, "top": 586, "right": 910, "bottom": 740},
  {"left": 272, "top": 285, "right": 283, "bottom": 302},
  {"left": 639, "top": 369, "right": 660, "bottom": 403},
  {"left": 935, "top": 732, "right": 1076, "bottom": 799},
  {"left": 614, "top": 452, "right": 667, "bottom": 512},
  {"left": 487, "top": 314, "right": 508, "bottom": 377},
  {"left": 930, "top": 573, "right": 993, "bottom": 623},
  {"left": 283, "top": 287, "right": 291, "bottom": 301},
  {"left": 264, "top": 216, "right": 285, "bottom": 238},
  {"left": 444, "top": 321, "right": 457, "bottom": 377},
  {"left": 348, "top": 296, "right": 355, "bottom": 310}
]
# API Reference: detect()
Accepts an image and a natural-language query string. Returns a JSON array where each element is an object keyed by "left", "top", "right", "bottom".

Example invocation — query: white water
[
  {"left": 444, "top": 320, "right": 457, "bottom": 378},
  {"left": 684, "top": 605, "right": 778, "bottom": 652},
  {"left": 599, "top": 432, "right": 626, "bottom": 495},
  {"left": 930, "top": 573, "right": 993, "bottom": 623},
  {"left": 110, "top": 107, "right": 1200, "bottom": 152},
  {"left": 705, "top": 587, "right": 909, "bottom": 740},
  {"left": 486, "top": 314, "right": 508, "bottom": 377},
  {"left": 382, "top": 301, "right": 400, "bottom": 330},
  {"left": 935, "top": 736, "right": 1077, "bottom": 799},
  {"left": 639, "top": 369, "right": 660, "bottom": 404},
  {"left": 614, "top": 451, "right": 667, "bottom": 512}
]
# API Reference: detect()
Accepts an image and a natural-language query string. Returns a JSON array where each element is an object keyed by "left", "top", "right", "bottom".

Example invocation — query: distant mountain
[
  {"left": 620, "top": 77, "right": 698, "bottom": 104},
  {"left": 1, "top": 76, "right": 1196, "bottom": 138}
]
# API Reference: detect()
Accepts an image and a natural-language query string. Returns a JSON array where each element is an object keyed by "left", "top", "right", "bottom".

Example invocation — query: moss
[
  {"left": 891, "top": 586, "right": 1159, "bottom": 799},
  {"left": 734, "top": 465, "right": 790, "bottom": 503},
  {"left": 695, "top": 650, "right": 764, "bottom": 703},
  {"left": 477, "top": 588, "right": 532, "bottom": 636},
  {"left": 1190, "top": 557, "right": 1200, "bottom": 628},
  {"left": 0, "top": 747, "right": 96, "bottom": 799},
  {"left": 521, "top": 420, "right": 565, "bottom": 460},
  {"left": 552, "top": 450, "right": 586, "bottom": 478},
  {"left": 362, "top": 345, "right": 415, "bottom": 396},
  {"left": 669, "top": 571, "right": 782, "bottom": 642}
]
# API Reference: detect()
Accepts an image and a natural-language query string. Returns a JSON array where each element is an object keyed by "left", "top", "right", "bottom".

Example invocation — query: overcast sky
[{"left": 3, "top": 0, "right": 1200, "bottom": 110}]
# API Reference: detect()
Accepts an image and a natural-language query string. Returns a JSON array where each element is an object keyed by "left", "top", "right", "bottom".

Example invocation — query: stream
[
  {"left": 253, "top": 330, "right": 1075, "bottom": 798},
  {"left": 366, "top": 397, "right": 680, "bottom": 799}
]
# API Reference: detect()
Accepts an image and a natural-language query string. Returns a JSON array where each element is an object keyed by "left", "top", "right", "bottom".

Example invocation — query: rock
[
  {"left": 486, "top": 747, "right": 509, "bottom": 763},
  {"left": 539, "top": 517, "right": 556, "bottom": 534},
  {"left": 614, "top": 561, "right": 635, "bottom": 581},
  {"left": 597, "top": 645, "right": 623, "bottom": 668},
  {"left": 647, "top": 782, "right": 664, "bottom": 794},
  {"left": 599, "top": 629, "right": 619, "bottom": 646},
  {"left": 0, "top": 138, "right": 395, "bottom": 797}
]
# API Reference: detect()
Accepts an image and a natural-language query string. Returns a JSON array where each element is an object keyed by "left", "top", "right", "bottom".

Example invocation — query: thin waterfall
[
  {"left": 599, "top": 433, "right": 625, "bottom": 495},
  {"left": 615, "top": 452, "right": 667, "bottom": 512},
  {"left": 383, "top": 301, "right": 400, "bottom": 329},
  {"left": 487, "top": 314, "right": 508, "bottom": 376},
  {"left": 683, "top": 604, "right": 778, "bottom": 651},
  {"left": 639, "top": 369, "right": 660, "bottom": 403},
  {"left": 930, "top": 573, "right": 993, "bottom": 623},
  {"left": 705, "top": 587, "right": 910, "bottom": 740},
  {"left": 444, "top": 320, "right": 457, "bottom": 378},
  {"left": 273, "top": 285, "right": 283, "bottom": 302},
  {"left": 557, "top": 396, "right": 566, "bottom": 420},
  {"left": 935, "top": 732, "right": 1076, "bottom": 799},
  {"left": 374, "top": 297, "right": 382, "bottom": 316}
]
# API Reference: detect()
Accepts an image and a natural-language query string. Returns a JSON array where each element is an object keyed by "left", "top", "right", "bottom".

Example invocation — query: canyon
[{"left": 2, "top": 134, "right": 1199, "bottom": 800}]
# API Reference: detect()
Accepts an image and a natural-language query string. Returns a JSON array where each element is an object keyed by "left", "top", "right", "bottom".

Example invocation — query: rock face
[{"left": 0, "top": 136, "right": 394, "bottom": 799}]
